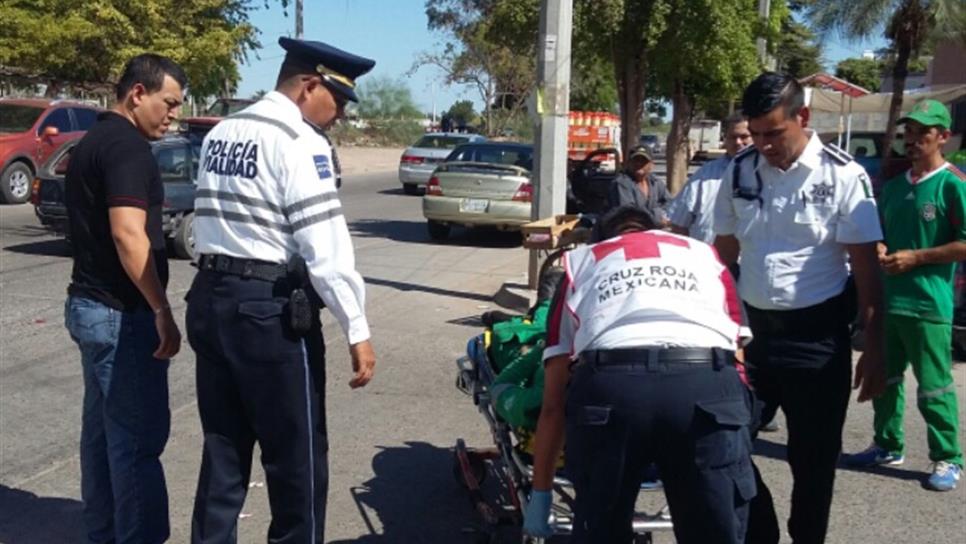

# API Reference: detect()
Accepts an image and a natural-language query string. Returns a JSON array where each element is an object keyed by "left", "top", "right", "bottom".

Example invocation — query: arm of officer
[
  {"left": 712, "top": 162, "right": 740, "bottom": 265},
  {"left": 284, "top": 140, "right": 374, "bottom": 387},
  {"left": 839, "top": 165, "right": 886, "bottom": 402},
  {"left": 667, "top": 177, "right": 697, "bottom": 235}
]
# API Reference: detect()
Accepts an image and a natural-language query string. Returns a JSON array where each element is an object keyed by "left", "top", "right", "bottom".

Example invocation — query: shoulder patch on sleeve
[
  {"left": 313, "top": 155, "right": 333, "bottom": 180},
  {"left": 822, "top": 143, "right": 853, "bottom": 165}
]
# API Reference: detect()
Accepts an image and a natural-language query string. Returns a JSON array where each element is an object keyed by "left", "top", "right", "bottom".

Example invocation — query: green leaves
[{"left": 0, "top": 0, "right": 261, "bottom": 98}]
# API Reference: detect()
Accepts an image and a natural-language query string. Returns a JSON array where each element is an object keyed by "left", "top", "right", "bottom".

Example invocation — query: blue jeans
[{"left": 65, "top": 296, "right": 171, "bottom": 544}]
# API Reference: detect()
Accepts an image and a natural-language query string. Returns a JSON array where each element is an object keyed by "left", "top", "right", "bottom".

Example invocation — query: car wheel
[
  {"left": 403, "top": 183, "right": 420, "bottom": 195},
  {"left": 173, "top": 212, "right": 195, "bottom": 260},
  {"left": 1, "top": 162, "right": 33, "bottom": 204},
  {"left": 427, "top": 220, "right": 450, "bottom": 241}
]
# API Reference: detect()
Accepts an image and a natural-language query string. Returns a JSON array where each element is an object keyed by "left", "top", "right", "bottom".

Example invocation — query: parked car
[
  {"left": 0, "top": 98, "right": 101, "bottom": 204},
  {"left": 818, "top": 131, "right": 909, "bottom": 195},
  {"left": 32, "top": 134, "right": 201, "bottom": 259},
  {"left": 399, "top": 132, "right": 486, "bottom": 195},
  {"left": 422, "top": 142, "right": 533, "bottom": 240},
  {"left": 638, "top": 133, "right": 665, "bottom": 157}
]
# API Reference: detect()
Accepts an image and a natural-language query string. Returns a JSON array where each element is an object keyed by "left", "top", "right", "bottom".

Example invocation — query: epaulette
[{"left": 822, "top": 143, "right": 853, "bottom": 165}]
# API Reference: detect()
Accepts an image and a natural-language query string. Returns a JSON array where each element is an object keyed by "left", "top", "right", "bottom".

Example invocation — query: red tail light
[
  {"left": 511, "top": 182, "right": 533, "bottom": 202},
  {"left": 400, "top": 154, "right": 424, "bottom": 165},
  {"left": 426, "top": 176, "right": 443, "bottom": 196},
  {"left": 30, "top": 178, "right": 40, "bottom": 205}
]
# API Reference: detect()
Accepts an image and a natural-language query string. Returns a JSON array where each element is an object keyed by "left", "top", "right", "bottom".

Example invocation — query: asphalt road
[{"left": 1, "top": 168, "right": 964, "bottom": 543}]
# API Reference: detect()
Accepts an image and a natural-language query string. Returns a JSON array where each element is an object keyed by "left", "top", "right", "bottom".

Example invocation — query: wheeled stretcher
[{"left": 452, "top": 333, "right": 673, "bottom": 543}]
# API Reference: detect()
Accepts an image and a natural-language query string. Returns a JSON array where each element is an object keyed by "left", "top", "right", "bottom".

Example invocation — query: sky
[
  {"left": 236, "top": 0, "right": 472, "bottom": 116},
  {"left": 236, "top": 1, "right": 888, "bottom": 116}
]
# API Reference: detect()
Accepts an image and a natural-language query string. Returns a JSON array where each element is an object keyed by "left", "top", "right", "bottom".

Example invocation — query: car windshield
[
  {"left": 448, "top": 145, "right": 533, "bottom": 170},
  {"left": 0, "top": 104, "right": 45, "bottom": 133},
  {"left": 413, "top": 135, "right": 470, "bottom": 149},
  {"left": 640, "top": 135, "right": 658, "bottom": 143}
]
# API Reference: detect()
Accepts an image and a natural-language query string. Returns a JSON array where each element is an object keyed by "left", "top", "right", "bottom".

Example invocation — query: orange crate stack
[{"left": 568, "top": 111, "right": 619, "bottom": 161}]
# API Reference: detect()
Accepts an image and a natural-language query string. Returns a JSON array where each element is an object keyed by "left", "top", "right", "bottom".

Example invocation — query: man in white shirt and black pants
[
  {"left": 186, "top": 38, "right": 377, "bottom": 543},
  {"left": 713, "top": 73, "right": 886, "bottom": 544}
]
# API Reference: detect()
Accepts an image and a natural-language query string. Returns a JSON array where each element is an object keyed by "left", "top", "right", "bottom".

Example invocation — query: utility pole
[
  {"left": 530, "top": 0, "right": 572, "bottom": 288},
  {"left": 756, "top": 0, "right": 775, "bottom": 70},
  {"left": 295, "top": 0, "right": 304, "bottom": 39}
]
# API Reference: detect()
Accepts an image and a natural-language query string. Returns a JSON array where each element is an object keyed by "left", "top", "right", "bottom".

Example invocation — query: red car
[{"left": 0, "top": 98, "right": 101, "bottom": 204}]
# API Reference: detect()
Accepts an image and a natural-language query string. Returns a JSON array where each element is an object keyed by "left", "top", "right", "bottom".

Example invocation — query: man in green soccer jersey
[{"left": 844, "top": 99, "right": 966, "bottom": 491}]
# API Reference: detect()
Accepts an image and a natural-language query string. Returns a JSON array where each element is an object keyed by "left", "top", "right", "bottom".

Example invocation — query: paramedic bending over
[{"left": 524, "top": 207, "right": 755, "bottom": 544}]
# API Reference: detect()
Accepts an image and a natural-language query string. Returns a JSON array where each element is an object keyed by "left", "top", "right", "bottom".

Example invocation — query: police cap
[{"left": 279, "top": 37, "right": 376, "bottom": 103}]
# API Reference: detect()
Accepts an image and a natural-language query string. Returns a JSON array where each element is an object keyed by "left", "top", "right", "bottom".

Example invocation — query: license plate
[{"left": 460, "top": 198, "right": 488, "bottom": 213}]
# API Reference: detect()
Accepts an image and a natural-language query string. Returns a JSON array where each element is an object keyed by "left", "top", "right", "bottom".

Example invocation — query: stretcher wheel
[{"left": 452, "top": 450, "right": 488, "bottom": 487}]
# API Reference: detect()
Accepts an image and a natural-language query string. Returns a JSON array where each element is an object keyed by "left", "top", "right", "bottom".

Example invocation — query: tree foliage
[
  {"left": 355, "top": 76, "right": 424, "bottom": 120},
  {"left": 0, "top": 0, "right": 262, "bottom": 99},
  {"left": 773, "top": 8, "right": 824, "bottom": 78},
  {"left": 446, "top": 99, "right": 477, "bottom": 125},
  {"left": 648, "top": 0, "right": 761, "bottom": 192},
  {"left": 808, "top": 0, "right": 965, "bottom": 165},
  {"left": 835, "top": 57, "right": 882, "bottom": 91}
]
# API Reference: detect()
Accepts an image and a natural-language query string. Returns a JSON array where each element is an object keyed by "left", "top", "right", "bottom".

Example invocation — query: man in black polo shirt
[{"left": 65, "top": 53, "right": 186, "bottom": 544}]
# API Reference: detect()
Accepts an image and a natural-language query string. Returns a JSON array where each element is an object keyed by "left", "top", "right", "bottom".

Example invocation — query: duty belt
[
  {"left": 197, "top": 254, "right": 288, "bottom": 282},
  {"left": 580, "top": 347, "right": 733, "bottom": 368}
]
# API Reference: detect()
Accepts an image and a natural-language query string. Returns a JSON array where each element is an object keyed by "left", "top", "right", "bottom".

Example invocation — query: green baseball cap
[{"left": 898, "top": 99, "right": 951, "bottom": 130}]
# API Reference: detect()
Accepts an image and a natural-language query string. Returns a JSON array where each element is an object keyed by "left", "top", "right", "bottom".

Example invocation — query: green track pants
[{"left": 874, "top": 313, "right": 962, "bottom": 466}]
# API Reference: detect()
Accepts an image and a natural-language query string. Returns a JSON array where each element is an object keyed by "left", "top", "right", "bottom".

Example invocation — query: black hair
[
  {"left": 723, "top": 112, "right": 748, "bottom": 133},
  {"left": 592, "top": 206, "right": 658, "bottom": 242},
  {"left": 115, "top": 54, "right": 187, "bottom": 101},
  {"left": 741, "top": 72, "right": 804, "bottom": 120}
]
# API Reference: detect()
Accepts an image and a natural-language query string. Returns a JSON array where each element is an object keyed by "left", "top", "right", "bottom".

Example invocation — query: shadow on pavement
[
  {"left": 327, "top": 441, "right": 480, "bottom": 543},
  {"left": 349, "top": 219, "right": 522, "bottom": 249},
  {"left": 0, "top": 485, "right": 84, "bottom": 543},
  {"left": 754, "top": 438, "right": 926, "bottom": 483},
  {"left": 364, "top": 276, "right": 493, "bottom": 304},
  {"left": 3, "top": 238, "right": 71, "bottom": 257}
]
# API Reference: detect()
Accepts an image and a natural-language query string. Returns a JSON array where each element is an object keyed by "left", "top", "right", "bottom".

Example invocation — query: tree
[
  {"left": 773, "top": 14, "right": 825, "bottom": 78},
  {"left": 835, "top": 57, "right": 882, "bottom": 91},
  {"left": 416, "top": 0, "right": 537, "bottom": 135},
  {"left": 446, "top": 99, "right": 477, "bottom": 125},
  {"left": 0, "top": 1, "right": 262, "bottom": 99},
  {"left": 649, "top": 0, "right": 762, "bottom": 193},
  {"left": 355, "top": 76, "right": 424, "bottom": 120},
  {"left": 808, "top": 0, "right": 966, "bottom": 166}
]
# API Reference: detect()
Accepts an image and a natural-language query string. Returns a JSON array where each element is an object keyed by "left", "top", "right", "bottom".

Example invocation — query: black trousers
[
  {"left": 565, "top": 355, "right": 756, "bottom": 544},
  {"left": 744, "top": 304, "right": 853, "bottom": 544},
  {"left": 186, "top": 271, "right": 328, "bottom": 544}
]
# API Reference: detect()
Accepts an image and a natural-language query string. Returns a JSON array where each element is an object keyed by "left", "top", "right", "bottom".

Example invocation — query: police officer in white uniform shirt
[
  {"left": 668, "top": 112, "right": 753, "bottom": 243},
  {"left": 186, "top": 38, "right": 376, "bottom": 543},
  {"left": 713, "top": 72, "right": 885, "bottom": 544},
  {"left": 524, "top": 206, "right": 755, "bottom": 544}
]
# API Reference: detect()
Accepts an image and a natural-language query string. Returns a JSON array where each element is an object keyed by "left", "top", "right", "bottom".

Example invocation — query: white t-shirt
[{"left": 543, "top": 230, "right": 744, "bottom": 361}]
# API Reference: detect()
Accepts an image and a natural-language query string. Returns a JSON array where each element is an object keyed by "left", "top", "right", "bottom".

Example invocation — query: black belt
[
  {"left": 745, "top": 287, "right": 852, "bottom": 337},
  {"left": 580, "top": 347, "right": 733, "bottom": 367},
  {"left": 197, "top": 254, "right": 288, "bottom": 282}
]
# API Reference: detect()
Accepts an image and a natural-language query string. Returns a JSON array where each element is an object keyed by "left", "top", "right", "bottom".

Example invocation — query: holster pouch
[
  {"left": 289, "top": 288, "right": 313, "bottom": 336},
  {"left": 286, "top": 255, "right": 320, "bottom": 337}
]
